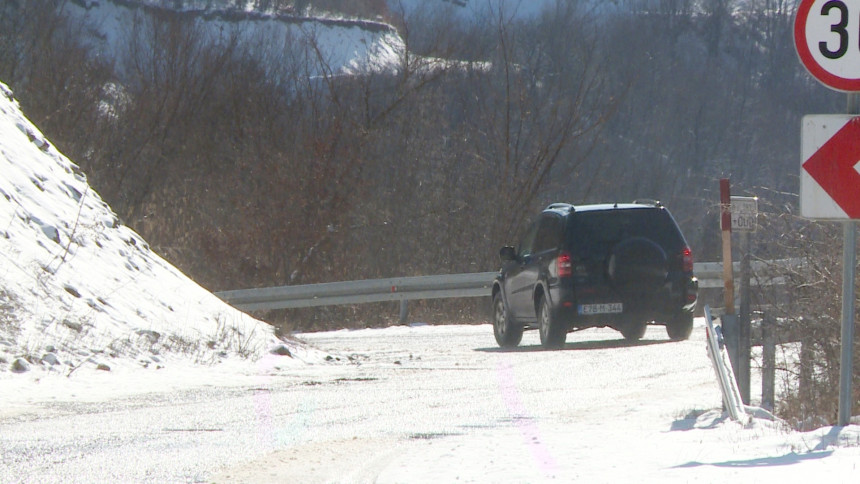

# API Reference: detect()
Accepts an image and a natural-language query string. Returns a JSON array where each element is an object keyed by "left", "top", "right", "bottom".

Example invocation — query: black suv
[{"left": 492, "top": 201, "right": 698, "bottom": 348}]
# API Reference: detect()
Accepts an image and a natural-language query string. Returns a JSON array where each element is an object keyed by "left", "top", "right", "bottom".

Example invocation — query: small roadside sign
[{"left": 730, "top": 196, "right": 757, "bottom": 232}]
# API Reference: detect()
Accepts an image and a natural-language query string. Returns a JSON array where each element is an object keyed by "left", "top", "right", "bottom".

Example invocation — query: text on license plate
[{"left": 578, "top": 303, "right": 623, "bottom": 315}]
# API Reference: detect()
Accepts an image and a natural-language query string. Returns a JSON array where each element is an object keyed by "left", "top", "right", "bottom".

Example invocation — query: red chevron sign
[{"left": 801, "top": 115, "right": 860, "bottom": 219}]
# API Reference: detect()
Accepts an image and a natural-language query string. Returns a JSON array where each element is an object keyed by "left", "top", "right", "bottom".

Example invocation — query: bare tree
[{"left": 462, "top": 1, "right": 616, "bottom": 249}]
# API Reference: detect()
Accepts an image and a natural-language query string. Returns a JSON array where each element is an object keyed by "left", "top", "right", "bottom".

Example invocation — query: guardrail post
[
  {"left": 722, "top": 313, "right": 740, "bottom": 389},
  {"left": 762, "top": 314, "right": 775, "bottom": 413},
  {"left": 399, "top": 299, "right": 409, "bottom": 324}
]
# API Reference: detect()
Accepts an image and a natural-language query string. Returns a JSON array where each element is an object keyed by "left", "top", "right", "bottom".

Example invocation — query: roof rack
[
  {"left": 632, "top": 199, "right": 663, "bottom": 207},
  {"left": 545, "top": 203, "right": 575, "bottom": 212}
]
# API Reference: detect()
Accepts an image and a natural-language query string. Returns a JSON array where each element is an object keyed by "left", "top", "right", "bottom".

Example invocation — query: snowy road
[{"left": 3, "top": 322, "right": 860, "bottom": 483}]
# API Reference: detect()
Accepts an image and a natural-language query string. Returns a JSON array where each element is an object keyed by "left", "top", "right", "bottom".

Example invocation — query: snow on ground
[
  {"left": 0, "top": 80, "right": 315, "bottom": 387},
  {"left": 212, "top": 323, "right": 860, "bottom": 483}
]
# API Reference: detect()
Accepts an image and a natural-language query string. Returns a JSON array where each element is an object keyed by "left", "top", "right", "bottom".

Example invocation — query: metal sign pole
[
  {"left": 839, "top": 93, "right": 859, "bottom": 426},
  {"left": 840, "top": 221, "right": 855, "bottom": 426},
  {"left": 739, "top": 230, "right": 751, "bottom": 405}
]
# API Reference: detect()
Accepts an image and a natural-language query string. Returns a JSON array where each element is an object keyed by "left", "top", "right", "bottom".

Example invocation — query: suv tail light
[
  {"left": 557, "top": 251, "right": 573, "bottom": 278},
  {"left": 681, "top": 246, "right": 694, "bottom": 273}
]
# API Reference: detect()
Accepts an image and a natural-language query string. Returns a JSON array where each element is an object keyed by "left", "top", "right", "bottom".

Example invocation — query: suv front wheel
[
  {"left": 493, "top": 292, "right": 523, "bottom": 347},
  {"left": 538, "top": 294, "right": 566, "bottom": 349}
]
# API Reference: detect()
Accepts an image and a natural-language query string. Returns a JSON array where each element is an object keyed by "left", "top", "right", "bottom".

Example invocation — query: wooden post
[
  {"left": 719, "top": 180, "right": 742, "bottom": 386},
  {"left": 720, "top": 179, "right": 734, "bottom": 314}
]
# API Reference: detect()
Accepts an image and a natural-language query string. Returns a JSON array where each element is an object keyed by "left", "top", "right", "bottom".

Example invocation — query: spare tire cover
[{"left": 607, "top": 236, "right": 667, "bottom": 293}]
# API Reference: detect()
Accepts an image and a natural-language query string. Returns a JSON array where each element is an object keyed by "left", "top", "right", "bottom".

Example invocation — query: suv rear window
[{"left": 564, "top": 208, "right": 685, "bottom": 256}]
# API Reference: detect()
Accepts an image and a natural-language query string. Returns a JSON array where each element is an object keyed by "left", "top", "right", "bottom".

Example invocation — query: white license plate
[{"left": 578, "top": 303, "right": 623, "bottom": 315}]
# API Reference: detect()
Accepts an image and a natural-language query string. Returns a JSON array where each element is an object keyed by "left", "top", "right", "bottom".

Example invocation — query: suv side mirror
[{"left": 499, "top": 246, "right": 517, "bottom": 262}]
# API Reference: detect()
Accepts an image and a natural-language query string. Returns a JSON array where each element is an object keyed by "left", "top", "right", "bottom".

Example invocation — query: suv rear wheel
[
  {"left": 493, "top": 293, "right": 523, "bottom": 347},
  {"left": 666, "top": 312, "right": 694, "bottom": 341},
  {"left": 538, "top": 294, "right": 566, "bottom": 349},
  {"left": 620, "top": 320, "right": 648, "bottom": 341}
]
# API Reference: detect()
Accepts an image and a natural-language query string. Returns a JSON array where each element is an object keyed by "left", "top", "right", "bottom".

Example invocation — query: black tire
[
  {"left": 608, "top": 237, "right": 667, "bottom": 296},
  {"left": 620, "top": 320, "right": 648, "bottom": 341},
  {"left": 493, "top": 292, "right": 523, "bottom": 348},
  {"left": 666, "top": 312, "right": 694, "bottom": 341},
  {"left": 538, "top": 294, "right": 566, "bottom": 349}
]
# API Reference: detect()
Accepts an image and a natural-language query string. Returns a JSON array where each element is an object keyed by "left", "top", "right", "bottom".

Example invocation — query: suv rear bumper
[{"left": 551, "top": 275, "right": 698, "bottom": 327}]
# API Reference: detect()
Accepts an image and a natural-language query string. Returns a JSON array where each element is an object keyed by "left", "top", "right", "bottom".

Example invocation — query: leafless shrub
[
  {"left": 208, "top": 314, "right": 260, "bottom": 358},
  {"left": 753, "top": 200, "right": 860, "bottom": 429}
]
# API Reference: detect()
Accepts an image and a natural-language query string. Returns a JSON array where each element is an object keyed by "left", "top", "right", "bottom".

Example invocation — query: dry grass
[{"left": 0, "top": 288, "right": 21, "bottom": 339}]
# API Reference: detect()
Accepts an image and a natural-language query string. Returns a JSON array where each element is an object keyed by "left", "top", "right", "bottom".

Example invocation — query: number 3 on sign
[
  {"left": 795, "top": 0, "right": 860, "bottom": 91},
  {"left": 819, "top": 1, "right": 850, "bottom": 59}
]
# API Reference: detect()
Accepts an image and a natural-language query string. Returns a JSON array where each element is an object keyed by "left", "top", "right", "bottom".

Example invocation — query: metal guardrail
[
  {"left": 215, "top": 272, "right": 497, "bottom": 311},
  {"left": 695, "top": 259, "right": 797, "bottom": 289},
  {"left": 215, "top": 260, "right": 797, "bottom": 312}
]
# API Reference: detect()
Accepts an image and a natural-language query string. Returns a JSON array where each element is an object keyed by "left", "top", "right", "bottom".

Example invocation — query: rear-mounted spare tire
[{"left": 608, "top": 236, "right": 668, "bottom": 294}]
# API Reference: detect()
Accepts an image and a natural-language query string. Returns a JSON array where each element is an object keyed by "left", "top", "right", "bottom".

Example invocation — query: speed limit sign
[{"left": 795, "top": 0, "right": 860, "bottom": 91}]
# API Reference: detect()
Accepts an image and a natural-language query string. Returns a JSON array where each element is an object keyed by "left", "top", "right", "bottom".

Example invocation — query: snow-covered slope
[
  {"left": 63, "top": 0, "right": 405, "bottom": 77},
  {"left": 0, "top": 81, "right": 302, "bottom": 375},
  {"left": 387, "top": 0, "right": 616, "bottom": 20},
  {"left": 389, "top": 0, "right": 553, "bottom": 18}
]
